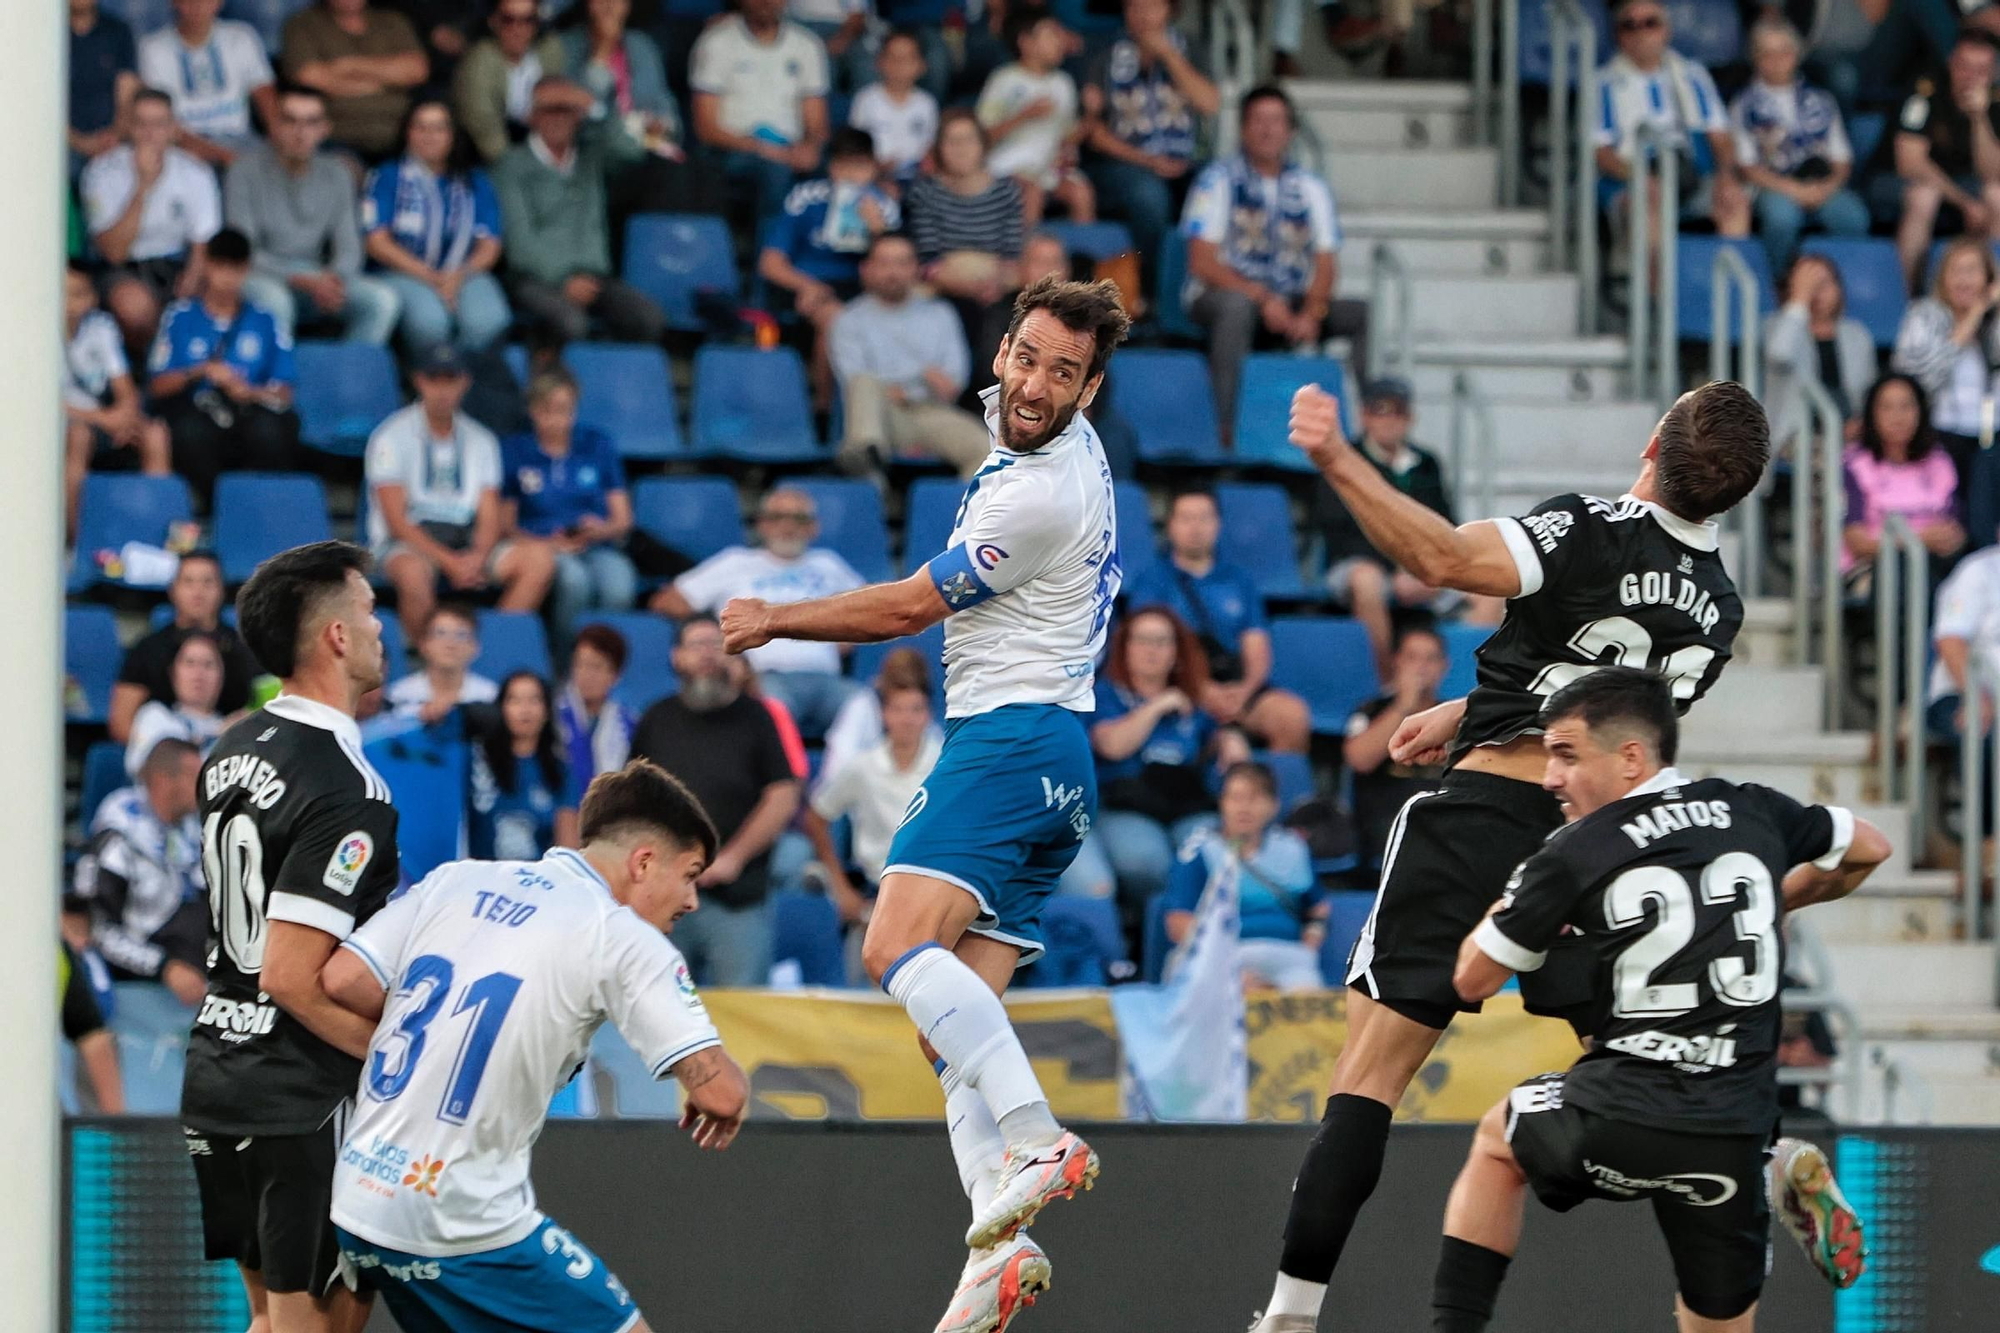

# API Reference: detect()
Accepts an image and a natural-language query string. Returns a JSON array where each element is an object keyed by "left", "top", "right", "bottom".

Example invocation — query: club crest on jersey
[
  {"left": 323, "top": 831, "right": 374, "bottom": 895},
  {"left": 1520, "top": 509, "right": 1574, "bottom": 553},
  {"left": 1678, "top": 554, "right": 1693, "bottom": 574},
  {"left": 940, "top": 571, "right": 980, "bottom": 606}
]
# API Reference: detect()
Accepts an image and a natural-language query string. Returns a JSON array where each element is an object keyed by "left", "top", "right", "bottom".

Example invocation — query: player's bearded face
[{"left": 995, "top": 317, "right": 1098, "bottom": 452}]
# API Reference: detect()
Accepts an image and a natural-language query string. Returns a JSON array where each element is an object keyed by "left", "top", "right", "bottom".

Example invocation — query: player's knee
[
  {"left": 1471, "top": 1100, "right": 1514, "bottom": 1164},
  {"left": 860, "top": 928, "right": 911, "bottom": 986}
]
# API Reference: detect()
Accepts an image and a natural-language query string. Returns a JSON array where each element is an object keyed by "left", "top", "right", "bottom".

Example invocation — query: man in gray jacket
[{"left": 225, "top": 85, "right": 399, "bottom": 344}]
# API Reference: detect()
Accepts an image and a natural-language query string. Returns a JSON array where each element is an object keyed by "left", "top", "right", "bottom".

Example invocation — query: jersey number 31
[{"left": 366, "top": 955, "right": 524, "bottom": 1124}]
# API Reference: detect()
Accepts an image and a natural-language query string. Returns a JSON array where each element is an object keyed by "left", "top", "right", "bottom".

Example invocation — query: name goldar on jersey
[{"left": 1617, "top": 570, "right": 1724, "bottom": 635}]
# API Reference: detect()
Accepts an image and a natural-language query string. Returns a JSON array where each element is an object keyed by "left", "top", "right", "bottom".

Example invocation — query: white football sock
[
  {"left": 884, "top": 943, "right": 1055, "bottom": 1134},
  {"left": 1266, "top": 1273, "right": 1327, "bottom": 1320},
  {"left": 938, "top": 1058, "right": 1006, "bottom": 1209}
]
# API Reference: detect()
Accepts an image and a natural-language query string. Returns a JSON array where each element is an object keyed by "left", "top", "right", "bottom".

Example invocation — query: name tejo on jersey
[
  {"left": 1620, "top": 797, "right": 1734, "bottom": 850},
  {"left": 1619, "top": 570, "right": 1723, "bottom": 634},
  {"left": 203, "top": 753, "right": 288, "bottom": 809}
]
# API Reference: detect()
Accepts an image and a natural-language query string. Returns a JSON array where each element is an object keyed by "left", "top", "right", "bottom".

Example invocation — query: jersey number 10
[{"left": 367, "top": 954, "right": 524, "bottom": 1124}]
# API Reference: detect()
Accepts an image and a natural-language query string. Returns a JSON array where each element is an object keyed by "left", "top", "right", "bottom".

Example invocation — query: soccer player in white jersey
[
  {"left": 319, "top": 760, "right": 749, "bottom": 1333},
  {"left": 722, "top": 275, "right": 1132, "bottom": 1333}
]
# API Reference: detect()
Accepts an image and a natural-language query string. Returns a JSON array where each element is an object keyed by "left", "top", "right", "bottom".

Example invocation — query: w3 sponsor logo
[{"left": 1041, "top": 778, "right": 1085, "bottom": 810}]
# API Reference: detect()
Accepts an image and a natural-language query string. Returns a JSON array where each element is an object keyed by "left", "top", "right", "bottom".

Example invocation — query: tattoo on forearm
[{"left": 677, "top": 1047, "right": 725, "bottom": 1090}]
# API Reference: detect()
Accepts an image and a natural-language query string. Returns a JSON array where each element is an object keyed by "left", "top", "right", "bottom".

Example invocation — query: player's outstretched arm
[
  {"left": 1453, "top": 903, "right": 1520, "bottom": 1004},
  {"left": 671, "top": 1046, "right": 749, "bottom": 1150},
  {"left": 1290, "top": 386, "right": 1525, "bottom": 599},
  {"left": 1782, "top": 815, "right": 1891, "bottom": 911},
  {"left": 320, "top": 945, "right": 390, "bottom": 1023},
  {"left": 262, "top": 922, "right": 383, "bottom": 1060},
  {"left": 722, "top": 572, "right": 951, "bottom": 655}
]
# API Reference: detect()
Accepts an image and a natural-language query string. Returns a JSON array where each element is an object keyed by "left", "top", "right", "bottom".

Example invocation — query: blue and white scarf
[{"left": 1215, "top": 154, "right": 1320, "bottom": 300}]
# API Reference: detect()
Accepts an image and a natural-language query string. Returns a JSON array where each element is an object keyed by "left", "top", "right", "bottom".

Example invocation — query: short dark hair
[
  {"left": 132, "top": 87, "right": 174, "bottom": 114},
  {"left": 1004, "top": 275, "right": 1132, "bottom": 386},
  {"left": 580, "top": 759, "right": 719, "bottom": 862},
  {"left": 867, "top": 231, "right": 917, "bottom": 261},
  {"left": 276, "top": 83, "right": 326, "bottom": 108},
  {"left": 1004, "top": 3, "right": 1058, "bottom": 54},
  {"left": 881, "top": 26, "right": 924, "bottom": 56},
  {"left": 829, "top": 126, "right": 876, "bottom": 162},
  {"left": 423, "top": 601, "right": 478, "bottom": 635},
  {"left": 235, "top": 540, "right": 371, "bottom": 679},
  {"left": 1239, "top": 83, "right": 1296, "bottom": 130},
  {"left": 1652, "top": 380, "right": 1769, "bottom": 521},
  {"left": 206, "top": 227, "right": 252, "bottom": 266},
  {"left": 1958, "top": 28, "right": 2000, "bottom": 56},
  {"left": 525, "top": 363, "right": 579, "bottom": 407},
  {"left": 175, "top": 549, "right": 223, "bottom": 577},
  {"left": 677, "top": 612, "right": 721, "bottom": 644},
  {"left": 573, "top": 623, "right": 629, "bottom": 674},
  {"left": 1220, "top": 760, "right": 1278, "bottom": 801},
  {"left": 141, "top": 736, "right": 202, "bottom": 776},
  {"left": 1168, "top": 484, "right": 1218, "bottom": 515},
  {"left": 1393, "top": 620, "right": 1446, "bottom": 655},
  {"left": 1538, "top": 666, "right": 1679, "bottom": 765}
]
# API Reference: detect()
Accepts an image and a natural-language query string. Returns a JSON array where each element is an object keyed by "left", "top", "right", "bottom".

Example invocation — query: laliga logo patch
[
  {"left": 974, "top": 543, "right": 1008, "bottom": 571},
  {"left": 323, "top": 831, "right": 374, "bottom": 896},
  {"left": 675, "top": 959, "right": 708, "bottom": 1016}
]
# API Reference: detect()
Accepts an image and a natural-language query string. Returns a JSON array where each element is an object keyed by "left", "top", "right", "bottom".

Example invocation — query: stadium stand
[
  {"left": 1799, "top": 237, "right": 1907, "bottom": 348},
  {"left": 631, "top": 476, "right": 747, "bottom": 564},
  {"left": 472, "top": 611, "right": 554, "bottom": 682},
  {"left": 64, "top": 607, "right": 122, "bottom": 724},
  {"left": 622, "top": 213, "right": 741, "bottom": 334},
  {"left": 1267, "top": 616, "right": 1379, "bottom": 734},
  {"left": 786, "top": 477, "right": 894, "bottom": 583},
  {"left": 68, "top": 474, "right": 192, "bottom": 592},
  {"left": 575, "top": 611, "right": 680, "bottom": 712},
  {"left": 690, "top": 345, "right": 823, "bottom": 463},
  {"left": 1112, "top": 349, "right": 1226, "bottom": 465},
  {"left": 213, "top": 473, "right": 332, "bottom": 585},
  {"left": 293, "top": 341, "right": 401, "bottom": 457}
]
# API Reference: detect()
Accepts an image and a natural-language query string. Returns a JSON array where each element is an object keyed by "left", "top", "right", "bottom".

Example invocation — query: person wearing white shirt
[
  {"left": 137, "top": 0, "right": 277, "bottom": 166},
  {"left": 383, "top": 602, "right": 503, "bottom": 723},
  {"left": 805, "top": 675, "right": 942, "bottom": 926},
  {"left": 977, "top": 9, "right": 1094, "bottom": 227},
  {"left": 81, "top": 88, "right": 221, "bottom": 355},
  {"left": 848, "top": 30, "right": 938, "bottom": 178},
  {"left": 1930, "top": 545, "right": 2000, "bottom": 773},
  {"left": 365, "top": 344, "right": 556, "bottom": 641},
  {"left": 63, "top": 260, "right": 171, "bottom": 535},
  {"left": 690, "top": 0, "right": 831, "bottom": 225},
  {"left": 653, "top": 485, "right": 866, "bottom": 736}
]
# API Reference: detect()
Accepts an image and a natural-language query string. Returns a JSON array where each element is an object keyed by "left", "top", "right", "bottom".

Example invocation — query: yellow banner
[
  {"left": 702, "top": 989, "right": 1124, "bottom": 1122},
  {"left": 1245, "top": 990, "right": 1583, "bottom": 1123}
]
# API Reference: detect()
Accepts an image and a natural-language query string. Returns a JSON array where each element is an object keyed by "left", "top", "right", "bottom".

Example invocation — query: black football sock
[
  {"left": 1431, "top": 1235, "right": 1512, "bottom": 1333},
  {"left": 1276, "top": 1093, "right": 1394, "bottom": 1283}
]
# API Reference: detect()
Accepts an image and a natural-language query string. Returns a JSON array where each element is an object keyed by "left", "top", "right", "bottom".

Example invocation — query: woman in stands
[
  {"left": 905, "top": 108, "right": 1028, "bottom": 401},
  {"left": 1891, "top": 237, "right": 2000, "bottom": 492},
  {"left": 557, "top": 623, "right": 639, "bottom": 782},
  {"left": 123, "top": 631, "right": 231, "bottom": 779},
  {"left": 361, "top": 98, "right": 513, "bottom": 359},
  {"left": 1061, "top": 604, "right": 1252, "bottom": 909},
  {"left": 466, "top": 671, "right": 583, "bottom": 860},
  {"left": 1842, "top": 372, "right": 1964, "bottom": 593},
  {"left": 1764, "top": 253, "right": 1876, "bottom": 452},
  {"left": 561, "top": 0, "right": 713, "bottom": 216}
]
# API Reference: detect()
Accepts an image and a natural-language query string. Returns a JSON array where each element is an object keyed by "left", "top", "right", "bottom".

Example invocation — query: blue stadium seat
[
  {"left": 473, "top": 611, "right": 552, "bottom": 681},
  {"left": 1801, "top": 237, "right": 1905, "bottom": 347},
  {"left": 1217, "top": 482, "right": 1308, "bottom": 599},
  {"left": 1676, "top": 235, "right": 1777, "bottom": 343},
  {"left": 589, "top": 1024, "right": 681, "bottom": 1117},
  {"left": 1258, "top": 750, "right": 1315, "bottom": 815},
  {"left": 295, "top": 341, "right": 401, "bottom": 456},
  {"left": 1317, "top": 890, "right": 1377, "bottom": 984},
  {"left": 1115, "top": 479, "right": 1157, "bottom": 585},
  {"left": 1440, "top": 621, "right": 1494, "bottom": 699},
  {"left": 1152, "top": 231, "right": 1202, "bottom": 341},
  {"left": 848, "top": 621, "right": 946, "bottom": 714},
  {"left": 79, "top": 740, "right": 129, "bottom": 824},
  {"left": 1019, "top": 896, "right": 1126, "bottom": 988},
  {"left": 1234, "top": 355, "right": 1352, "bottom": 471},
  {"left": 575, "top": 611, "right": 679, "bottom": 711},
  {"left": 69, "top": 474, "right": 193, "bottom": 591},
  {"left": 1268, "top": 616, "right": 1380, "bottom": 733},
  {"left": 363, "top": 724, "right": 468, "bottom": 883},
  {"left": 148, "top": 603, "right": 237, "bottom": 630},
  {"left": 1517, "top": 0, "right": 1610, "bottom": 86},
  {"left": 558, "top": 343, "right": 685, "bottom": 459},
  {"left": 622, "top": 213, "right": 741, "bottom": 332},
  {"left": 1846, "top": 112, "right": 1887, "bottom": 168},
  {"left": 903, "top": 475, "right": 965, "bottom": 573},
  {"left": 691, "top": 346, "right": 824, "bottom": 463},
  {"left": 787, "top": 477, "right": 893, "bottom": 582},
  {"left": 771, "top": 889, "right": 847, "bottom": 986},
  {"left": 1114, "top": 350, "right": 1224, "bottom": 464},
  {"left": 1039, "top": 221, "right": 1135, "bottom": 262},
  {"left": 213, "top": 473, "right": 331, "bottom": 584},
  {"left": 631, "top": 476, "right": 745, "bottom": 565},
  {"left": 1665, "top": 0, "right": 1741, "bottom": 68},
  {"left": 65, "top": 606, "right": 122, "bottom": 724},
  {"left": 109, "top": 981, "right": 196, "bottom": 1115}
]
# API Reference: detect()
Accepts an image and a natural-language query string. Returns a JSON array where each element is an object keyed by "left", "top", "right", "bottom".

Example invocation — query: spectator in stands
[
  {"left": 1764, "top": 253, "right": 1876, "bottom": 451},
  {"left": 1342, "top": 622, "right": 1448, "bottom": 870},
  {"left": 366, "top": 344, "right": 557, "bottom": 640},
  {"left": 1926, "top": 536, "right": 2000, "bottom": 765},
  {"left": 281, "top": 0, "right": 429, "bottom": 160},
  {"left": 1063, "top": 605, "right": 1251, "bottom": 904},
  {"left": 906, "top": 108, "right": 1028, "bottom": 391},
  {"left": 386, "top": 601, "right": 500, "bottom": 720},
  {"left": 82, "top": 88, "right": 221, "bottom": 356},
  {"left": 124, "top": 630, "right": 230, "bottom": 779},
  {"left": 1891, "top": 30, "right": 2000, "bottom": 292},
  {"left": 978, "top": 6, "right": 1093, "bottom": 227},
  {"left": 1124, "top": 487, "right": 1313, "bottom": 754},
  {"left": 501, "top": 365, "right": 638, "bottom": 636},
  {"left": 1891, "top": 237, "right": 2000, "bottom": 486},
  {"left": 558, "top": 622, "right": 639, "bottom": 780},
  {"left": 64, "top": 260, "right": 171, "bottom": 536},
  {"left": 138, "top": 0, "right": 278, "bottom": 168},
  {"left": 816, "top": 644, "right": 941, "bottom": 808},
  {"left": 1181, "top": 85, "right": 1369, "bottom": 446},
  {"left": 689, "top": 0, "right": 831, "bottom": 229},
  {"left": 1731, "top": 15, "right": 1868, "bottom": 272},
  {"left": 1309, "top": 378, "right": 1494, "bottom": 671},
  {"left": 1081, "top": 0, "right": 1217, "bottom": 280},
  {"left": 146, "top": 227, "right": 299, "bottom": 506},
  {"left": 109, "top": 551, "right": 261, "bottom": 743},
  {"left": 563, "top": 0, "right": 706, "bottom": 216},
  {"left": 1020, "top": 227, "right": 1073, "bottom": 284},
  {"left": 1163, "top": 760, "right": 1324, "bottom": 992},
  {"left": 830, "top": 233, "right": 991, "bottom": 478},
  {"left": 467, "top": 670, "right": 582, "bottom": 858},
  {"left": 69, "top": 736, "right": 206, "bottom": 1007},
  {"left": 68, "top": 0, "right": 140, "bottom": 173},
  {"left": 1594, "top": 0, "right": 1749, "bottom": 247},
  {"left": 804, "top": 669, "right": 941, "bottom": 928},
  {"left": 850, "top": 29, "right": 938, "bottom": 183},
  {"left": 758, "top": 126, "right": 898, "bottom": 406},
  {"left": 453, "top": 0, "right": 567, "bottom": 164},
  {"left": 227, "top": 86, "right": 400, "bottom": 346},
  {"left": 631, "top": 613, "right": 801, "bottom": 985},
  {"left": 495, "top": 75, "right": 664, "bottom": 346},
  {"left": 58, "top": 942, "right": 124, "bottom": 1113},
  {"left": 361, "top": 98, "right": 512, "bottom": 358},
  {"left": 1843, "top": 372, "right": 1964, "bottom": 586},
  {"left": 653, "top": 486, "right": 866, "bottom": 737}
]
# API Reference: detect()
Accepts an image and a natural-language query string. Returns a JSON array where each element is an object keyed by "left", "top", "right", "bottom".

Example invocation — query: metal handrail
[
  {"left": 1709, "top": 246, "right": 1764, "bottom": 598},
  {"left": 1787, "top": 378, "right": 1842, "bottom": 693},
  {"left": 1960, "top": 653, "right": 1999, "bottom": 943},
  {"left": 1471, "top": 0, "right": 1522, "bottom": 205},
  {"left": 1627, "top": 123, "right": 1680, "bottom": 408},
  {"left": 1209, "top": 0, "right": 1258, "bottom": 159},
  {"left": 1874, "top": 514, "right": 1929, "bottom": 859},
  {"left": 1368, "top": 243, "right": 1414, "bottom": 381},
  {"left": 1449, "top": 371, "right": 1499, "bottom": 519},
  {"left": 1546, "top": 0, "right": 1599, "bottom": 332}
]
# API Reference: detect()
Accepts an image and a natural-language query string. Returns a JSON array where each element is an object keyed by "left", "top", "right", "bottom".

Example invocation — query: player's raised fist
[
  {"left": 720, "top": 598, "right": 774, "bottom": 654},
  {"left": 1289, "top": 384, "right": 1350, "bottom": 467}
]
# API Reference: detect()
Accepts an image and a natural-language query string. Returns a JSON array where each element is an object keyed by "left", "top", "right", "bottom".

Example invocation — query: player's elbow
[
  {"left": 1847, "top": 818, "right": 1892, "bottom": 874},
  {"left": 1453, "top": 950, "right": 1505, "bottom": 1004}
]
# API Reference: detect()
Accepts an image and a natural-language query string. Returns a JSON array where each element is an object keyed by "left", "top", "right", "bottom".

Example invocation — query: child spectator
[
  {"left": 978, "top": 7, "right": 1095, "bottom": 227},
  {"left": 385, "top": 602, "right": 501, "bottom": 722},
  {"left": 848, "top": 28, "right": 939, "bottom": 183},
  {"left": 63, "top": 260, "right": 170, "bottom": 536},
  {"left": 466, "top": 671, "right": 582, "bottom": 859},
  {"left": 1843, "top": 373, "right": 1964, "bottom": 588}
]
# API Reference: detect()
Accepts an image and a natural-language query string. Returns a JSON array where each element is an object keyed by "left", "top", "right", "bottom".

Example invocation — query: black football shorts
[{"left": 186, "top": 1115, "right": 346, "bottom": 1296}]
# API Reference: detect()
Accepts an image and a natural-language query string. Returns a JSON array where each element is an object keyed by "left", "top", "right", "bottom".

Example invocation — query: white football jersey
[
  {"left": 926, "top": 386, "right": 1121, "bottom": 718},
  {"left": 330, "top": 849, "right": 720, "bottom": 1256}
]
